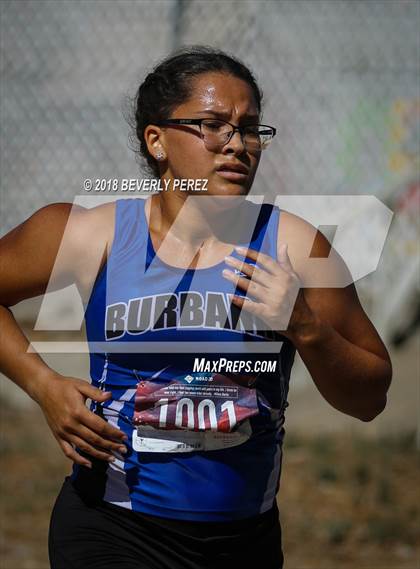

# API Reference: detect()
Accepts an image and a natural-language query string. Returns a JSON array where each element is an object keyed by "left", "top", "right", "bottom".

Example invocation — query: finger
[
  {"left": 76, "top": 381, "right": 113, "bottom": 403},
  {"left": 222, "top": 269, "right": 267, "bottom": 301},
  {"left": 229, "top": 294, "right": 262, "bottom": 315},
  {"left": 58, "top": 439, "right": 92, "bottom": 468},
  {"left": 224, "top": 255, "right": 270, "bottom": 286},
  {"left": 234, "top": 245, "right": 281, "bottom": 275},
  {"left": 67, "top": 434, "right": 118, "bottom": 463},
  {"left": 79, "top": 406, "right": 128, "bottom": 442},
  {"left": 277, "top": 243, "right": 294, "bottom": 273},
  {"left": 70, "top": 423, "right": 128, "bottom": 454}
]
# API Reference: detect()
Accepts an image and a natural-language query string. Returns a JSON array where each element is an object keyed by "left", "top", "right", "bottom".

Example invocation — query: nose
[{"left": 223, "top": 128, "right": 246, "bottom": 155}]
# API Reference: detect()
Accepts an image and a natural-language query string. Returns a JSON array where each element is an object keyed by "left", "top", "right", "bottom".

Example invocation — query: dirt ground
[
  {"left": 0, "top": 398, "right": 418, "bottom": 569},
  {"left": 0, "top": 322, "right": 419, "bottom": 568}
]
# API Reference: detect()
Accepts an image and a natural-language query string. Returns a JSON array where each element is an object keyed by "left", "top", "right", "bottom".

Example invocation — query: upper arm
[
  {"left": 0, "top": 202, "right": 112, "bottom": 307},
  {"left": 278, "top": 210, "right": 392, "bottom": 366}
]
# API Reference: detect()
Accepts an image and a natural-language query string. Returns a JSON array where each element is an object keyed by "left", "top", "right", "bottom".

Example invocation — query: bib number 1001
[{"left": 157, "top": 397, "right": 237, "bottom": 431}]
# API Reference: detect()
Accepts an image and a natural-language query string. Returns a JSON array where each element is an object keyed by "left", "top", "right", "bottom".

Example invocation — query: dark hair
[{"left": 130, "top": 45, "right": 264, "bottom": 178}]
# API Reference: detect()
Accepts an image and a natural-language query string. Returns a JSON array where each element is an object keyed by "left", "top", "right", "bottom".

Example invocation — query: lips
[
  {"left": 216, "top": 163, "right": 249, "bottom": 183},
  {"left": 216, "top": 162, "right": 249, "bottom": 175}
]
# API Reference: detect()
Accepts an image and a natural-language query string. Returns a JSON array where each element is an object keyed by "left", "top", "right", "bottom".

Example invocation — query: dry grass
[
  {"left": 280, "top": 432, "right": 420, "bottom": 568},
  {"left": 0, "top": 399, "right": 419, "bottom": 569}
]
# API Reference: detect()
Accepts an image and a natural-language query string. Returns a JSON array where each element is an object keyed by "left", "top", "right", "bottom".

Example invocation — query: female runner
[{"left": 0, "top": 45, "right": 392, "bottom": 569}]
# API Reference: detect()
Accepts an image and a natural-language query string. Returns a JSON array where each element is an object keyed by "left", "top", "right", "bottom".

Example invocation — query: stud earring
[{"left": 155, "top": 151, "right": 166, "bottom": 161}]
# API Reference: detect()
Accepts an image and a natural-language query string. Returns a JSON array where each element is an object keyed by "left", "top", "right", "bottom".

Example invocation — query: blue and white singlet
[{"left": 71, "top": 196, "right": 296, "bottom": 522}]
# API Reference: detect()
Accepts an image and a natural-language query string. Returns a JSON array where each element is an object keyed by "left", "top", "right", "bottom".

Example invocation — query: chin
[{"left": 210, "top": 181, "right": 250, "bottom": 195}]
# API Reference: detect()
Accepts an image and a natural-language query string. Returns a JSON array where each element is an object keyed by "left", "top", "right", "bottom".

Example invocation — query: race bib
[{"left": 132, "top": 372, "right": 259, "bottom": 452}]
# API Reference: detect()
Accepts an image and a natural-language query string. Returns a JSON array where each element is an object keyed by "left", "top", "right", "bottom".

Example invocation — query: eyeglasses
[{"left": 156, "top": 118, "right": 276, "bottom": 151}]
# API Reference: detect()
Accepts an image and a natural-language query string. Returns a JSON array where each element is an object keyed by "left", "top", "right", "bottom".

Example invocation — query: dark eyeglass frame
[{"left": 156, "top": 118, "right": 277, "bottom": 149}]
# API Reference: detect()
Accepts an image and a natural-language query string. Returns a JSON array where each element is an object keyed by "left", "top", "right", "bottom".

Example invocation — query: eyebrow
[{"left": 192, "top": 109, "right": 260, "bottom": 122}]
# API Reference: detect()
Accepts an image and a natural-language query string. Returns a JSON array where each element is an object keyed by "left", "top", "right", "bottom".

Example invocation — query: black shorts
[{"left": 48, "top": 476, "right": 284, "bottom": 569}]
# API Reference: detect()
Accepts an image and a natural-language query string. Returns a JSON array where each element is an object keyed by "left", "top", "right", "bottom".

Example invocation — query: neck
[{"left": 147, "top": 191, "right": 238, "bottom": 248}]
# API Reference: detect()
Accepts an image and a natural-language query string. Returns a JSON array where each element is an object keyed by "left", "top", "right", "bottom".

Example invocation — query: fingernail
[
  {"left": 85, "top": 463, "right": 92, "bottom": 469},
  {"left": 119, "top": 447, "right": 127, "bottom": 454},
  {"left": 224, "top": 255, "right": 235, "bottom": 263},
  {"left": 122, "top": 435, "right": 129, "bottom": 441},
  {"left": 108, "top": 456, "right": 116, "bottom": 463},
  {"left": 234, "top": 245, "right": 247, "bottom": 253},
  {"left": 222, "top": 269, "right": 233, "bottom": 277}
]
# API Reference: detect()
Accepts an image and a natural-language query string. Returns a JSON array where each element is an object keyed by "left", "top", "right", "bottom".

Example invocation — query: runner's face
[{"left": 160, "top": 72, "right": 261, "bottom": 196}]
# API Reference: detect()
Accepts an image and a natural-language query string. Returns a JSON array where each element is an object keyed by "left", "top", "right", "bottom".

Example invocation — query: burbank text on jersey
[
  {"left": 71, "top": 197, "right": 296, "bottom": 522},
  {"left": 106, "top": 290, "right": 281, "bottom": 340}
]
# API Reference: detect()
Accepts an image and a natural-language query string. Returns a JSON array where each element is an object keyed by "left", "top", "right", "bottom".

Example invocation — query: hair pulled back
[{"left": 131, "top": 45, "right": 263, "bottom": 178}]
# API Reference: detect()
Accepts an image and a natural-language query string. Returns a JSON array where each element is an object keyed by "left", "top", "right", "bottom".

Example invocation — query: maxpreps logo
[{"left": 183, "top": 373, "right": 214, "bottom": 384}]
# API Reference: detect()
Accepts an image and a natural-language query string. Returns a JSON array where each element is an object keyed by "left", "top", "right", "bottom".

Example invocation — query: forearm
[
  {"left": 0, "top": 304, "right": 56, "bottom": 403},
  {"left": 287, "top": 309, "right": 392, "bottom": 422}
]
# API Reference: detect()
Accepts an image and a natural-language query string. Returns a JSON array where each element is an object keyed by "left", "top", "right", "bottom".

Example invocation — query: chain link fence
[{"left": 1, "top": 8, "right": 419, "bottom": 567}]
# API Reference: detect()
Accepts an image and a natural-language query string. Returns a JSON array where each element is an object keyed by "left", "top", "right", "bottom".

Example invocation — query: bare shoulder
[
  {"left": 0, "top": 200, "right": 116, "bottom": 306},
  {"left": 276, "top": 210, "right": 391, "bottom": 363},
  {"left": 65, "top": 201, "right": 116, "bottom": 292},
  {"left": 277, "top": 209, "right": 351, "bottom": 287},
  {"left": 64, "top": 200, "right": 116, "bottom": 261}
]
